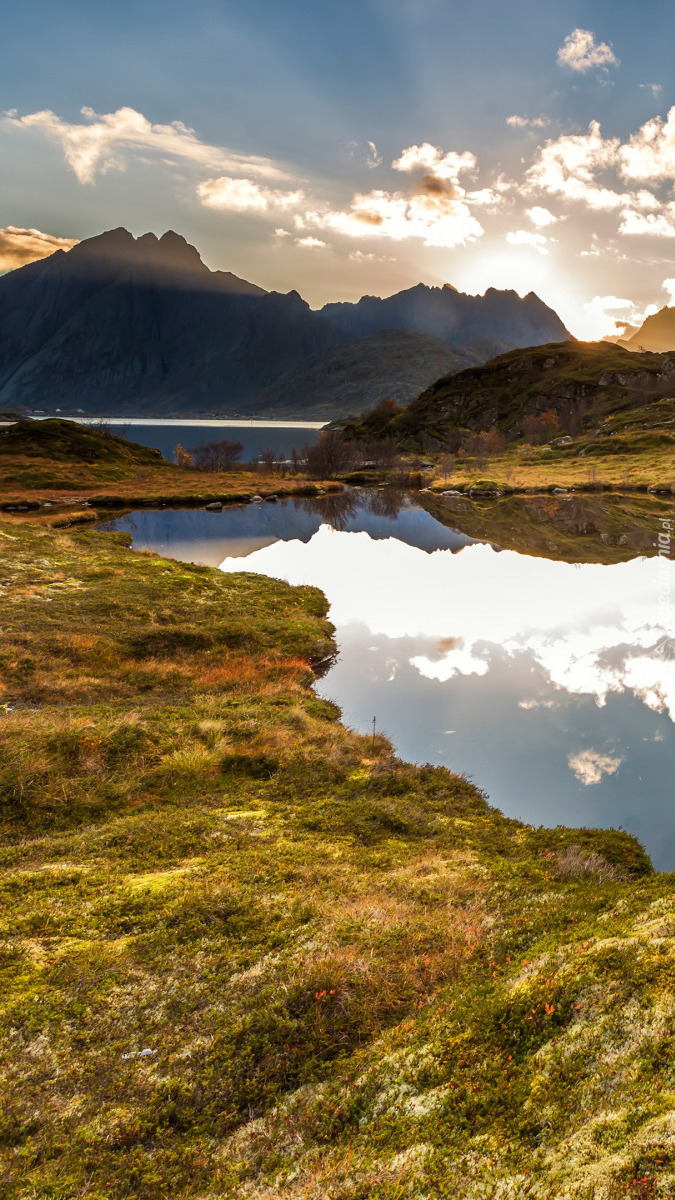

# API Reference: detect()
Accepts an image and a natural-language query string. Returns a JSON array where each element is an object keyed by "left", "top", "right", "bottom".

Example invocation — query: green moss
[{"left": 0, "top": 516, "right": 673, "bottom": 1198}]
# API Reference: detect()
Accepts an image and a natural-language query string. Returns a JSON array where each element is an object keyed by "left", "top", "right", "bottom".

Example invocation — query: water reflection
[
  {"left": 101, "top": 489, "right": 482, "bottom": 566},
  {"left": 218, "top": 517, "right": 674, "bottom": 869},
  {"left": 104, "top": 491, "right": 675, "bottom": 867}
]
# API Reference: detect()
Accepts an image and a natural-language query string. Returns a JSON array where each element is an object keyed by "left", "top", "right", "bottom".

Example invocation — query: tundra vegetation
[
  {"left": 1, "top": 508, "right": 675, "bottom": 1199},
  {"left": 0, "top": 420, "right": 339, "bottom": 517},
  {"left": 340, "top": 343, "right": 675, "bottom": 493}
]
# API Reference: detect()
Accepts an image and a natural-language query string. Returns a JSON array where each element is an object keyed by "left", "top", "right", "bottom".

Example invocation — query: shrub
[
  {"left": 554, "top": 844, "right": 624, "bottom": 882},
  {"left": 191, "top": 438, "right": 244, "bottom": 471},
  {"left": 523, "top": 410, "right": 561, "bottom": 445},
  {"left": 304, "top": 429, "right": 355, "bottom": 478}
]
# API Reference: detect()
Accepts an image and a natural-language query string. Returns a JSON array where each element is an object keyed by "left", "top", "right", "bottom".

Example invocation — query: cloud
[
  {"left": 196, "top": 177, "right": 304, "bottom": 212},
  {"left": 506, "top": 115, "right": 549, "bottom": 129},
  {"left": 308, "top": 185, "right": 484, "bottom": 249},
  {"left": 581, "top": 295, "right": 658, "bottom": 340},
  {"left": 526, "top": 206, "right": 559, "bottom": 228},
  {"left": 568, "top": 748, "right": 624, "bottom": 786},
  {"left": 366, "top": 140, "right": 382, "bottom": 168},
  {"left": 343, "top": 139, "right": 383, "bottom": 169},
  {"left": 639, "top": 83, "right": 662, "bottom": 96},
  {"left": 525, "top": 122, "right": 627, "bottom": 210},
  {"left": 300, "top": 142, "right": 489, "bottom": 250},
  {"left": 0, "top": 225, "right": 79, "bottom": 273},
  {"left": 618, "top": 207, "right": 675, "bottom": 238},
  {"left": 4, "top": 105, "right": 292, "bottom": 185},
  {"left": 295, "top": 236, "right": 326, "bottom": 249},
  {"left": 620, "top": 108, "right": 675, "bottom": 182},
  {"left": 662, "top": 278, "right": 675, "bottom": 305},
  {"left": 557, "top": 28, "right": 618, "bottom": 73},
  {"left": 392, "top": 143, "right": 477, "bottom": 181},
  {"left": 505, "top": 229, "right": 549, "bottom": 254}
]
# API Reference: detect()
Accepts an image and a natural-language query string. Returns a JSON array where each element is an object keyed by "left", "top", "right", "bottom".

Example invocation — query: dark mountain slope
[
  {"left": 346, "top": 340, "right": 675, "bottom": 443},
  {"left": 0, "top": 229, "right": 339, "bottom": 414},
  {"left": 0, "top": 229, "right": 573, "bottom": 417},
  {"left": 321, "top": 281, "right": 571, "bottom": 347},
  {"left": 241, "top": 330, "right": 511, "bottom": 420}
]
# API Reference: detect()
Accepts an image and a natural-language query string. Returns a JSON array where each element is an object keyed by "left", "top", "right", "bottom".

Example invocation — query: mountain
[
  {"left": 344, "top": 340, "right": 675, "bottom": 444},
  {"left": 321, "top": 281, "right": 571, "bottom": 346},
  {"left": 240, "top": 331, "right": 513, "bottom": 420},
  {"left": 624, "top": 306, "right": 675, "bottom": 353},
  {"left": 0, "top": 228, "right": 573, "bottom": 418},
  {"left": 0, "top": 228, "right": 338, "bottom": 416}
]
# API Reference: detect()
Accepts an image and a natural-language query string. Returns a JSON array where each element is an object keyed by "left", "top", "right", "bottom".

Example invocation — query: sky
[{"left": 4, "top": 0, "right": 675, "bottom": 337}]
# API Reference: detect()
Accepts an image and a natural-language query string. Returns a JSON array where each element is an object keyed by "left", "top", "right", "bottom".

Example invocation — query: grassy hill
[
  {"left": 341, "top": 341, "right": 675, "bottom": 492},
  {"left": 1, "top": 514, "right": 675, "bottom": 1198},
  {"left": 0, "top": 418, "right": 338, "bottom": 513},
  {"left": 346, "top": 341, "right": 675, "bottom": 442},
  {"left": 0, "top": 417, "right": 165, "bottom": 465}
]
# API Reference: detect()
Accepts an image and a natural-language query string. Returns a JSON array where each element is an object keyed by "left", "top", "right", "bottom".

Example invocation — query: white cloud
[
  {"left": 557, "top": 28, "right": 618, "bottom": 73},
  {"left": 295, "top": 236, "right": 326, "bottom": 249},
  {"left": 526, "top": 122, "right": 628, "bottom": 210},
  {"left": 308, "top": 186, "right": 484, "bottom": 249},
  {"left": 568, "top": 749, "right": 624, "bottom": 786},
  {"left": 505, "top": 229, "right": 549, "bottom": 254},
  {"left": 640, "top": 83, "right": 663, "bottom": 96},
  {"left": 526, "top": 206, "right": 559, "bottom": 228},
  {"left": 618, "top": 207, "right": 675, "bottom": 238},
  {"left": 4, "top": 105, "right": 292, "bottom": 185},
  {"left": 581, "top": 295, "right": 659, "bottom": 340},
  {"left": 196, "top": 177, "right": 304, "bottom": 213},
  {"left": 506, "top": 115, "right": 550, "bottom": 129},
  {"left": 392, "top": 143, "right": 477, "bottom": 181},
  {"left": 620, "top": 108, "right": 675, "bottom": 182},
  {"left": 0, "top": 225, "right": 79, "bottom": 273},
  {"left": 662, "top": 278, "right": 675, "bottom": 304},
  {"left": 366, "top": 140, "right": 382, "bottom": 168}
]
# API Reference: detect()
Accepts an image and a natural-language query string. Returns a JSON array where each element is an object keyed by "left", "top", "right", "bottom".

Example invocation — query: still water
[
  {"left": 103, "top": 490, "right": 675, "bottom": 868},
  {"left": 73, "top": 418, "right": 324, "bottom": 463}
]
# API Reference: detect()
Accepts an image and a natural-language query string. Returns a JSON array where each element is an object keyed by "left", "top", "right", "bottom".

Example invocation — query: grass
[
  {"left": 0, "top": 419, "right": 340, "bottom": 514},
  {"left": 1, "top": 515, "right": 674, "bottom": 1199}
]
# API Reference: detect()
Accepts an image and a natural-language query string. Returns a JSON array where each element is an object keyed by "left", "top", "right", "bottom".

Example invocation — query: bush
[
  {"left": 189, "top": 438, "right": 244, "bottom": 471},
  {"left": 554, "top": 845, "right": 624, "bottom": 882},
  {"left": 523, "top": 410, "right": 561, "bottom": 445},
  {"left": 304, "top": 430, "right": 355, "bottom": 478}
]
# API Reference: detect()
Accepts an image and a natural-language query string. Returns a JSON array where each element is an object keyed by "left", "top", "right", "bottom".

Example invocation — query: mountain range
[{"left": 0, "top": 227, "right": 572, "bottom": 419}]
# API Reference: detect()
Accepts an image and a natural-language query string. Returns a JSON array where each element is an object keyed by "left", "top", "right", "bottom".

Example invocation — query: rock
[
  {"left": 264, "top": 495, "right": 278, "bottom": 503},
  {"left": 440, "top": 489, "right": 462, "bottom": 496},
  {"left": 249, "top": 495, "right": 263, "bottom": 503},
  {"left": 205, "top": 501, "right": 223, "bottom": 511},
  {"left": 552, "top": 487, "right": 569, "bottom": 494}
]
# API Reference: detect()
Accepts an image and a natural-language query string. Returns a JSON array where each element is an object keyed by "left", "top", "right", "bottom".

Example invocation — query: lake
[
  {"left": 70, "top": 418, "right": 325, "bottom": 463},
  {"left": 102, "top": 490, "right": 675, "bottom": 868}
]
